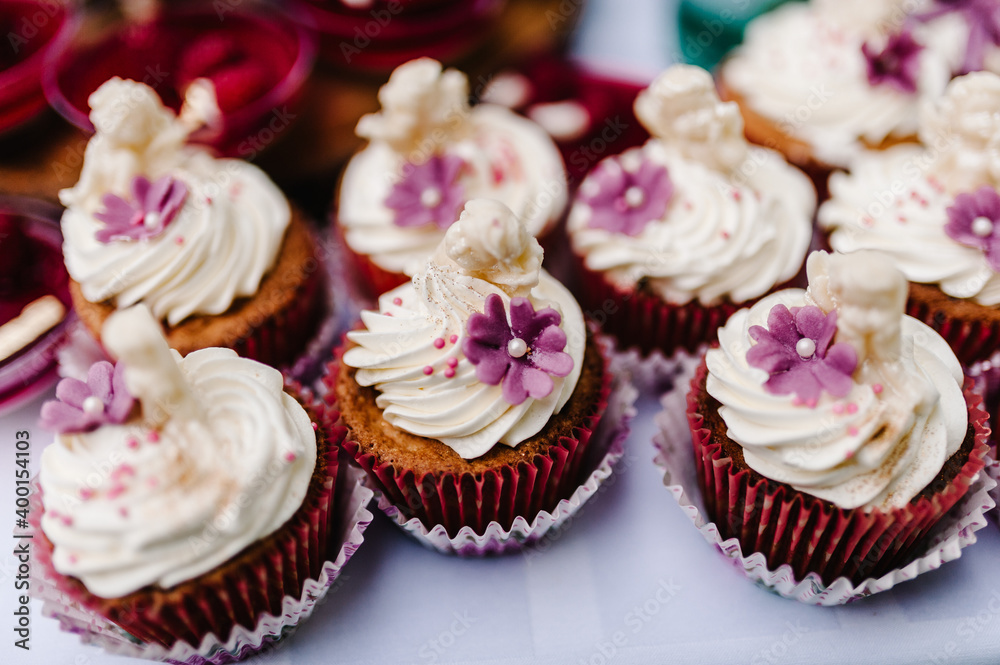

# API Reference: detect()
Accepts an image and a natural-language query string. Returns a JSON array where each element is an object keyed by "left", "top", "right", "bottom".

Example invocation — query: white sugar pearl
[
  {"left": 796, "top": 338, "right": 816, "bottom": 359},
  {"left": 624, "top": 186, "right": 645, "bottom": 208},
  {"left": 420, "top": 187, "right": 442, "bottom": 208},
  {"left": 143, "top": 211, "right": 160, "bottom": 229},
  {"left": 507, "top": 338, "right": 528, "bottom": 358},
  {"left": 82, "top": 396, "right": 104, "bottom": 415},
  {"left": 972, "top": 216, "right": 993, "bottom": 237}
]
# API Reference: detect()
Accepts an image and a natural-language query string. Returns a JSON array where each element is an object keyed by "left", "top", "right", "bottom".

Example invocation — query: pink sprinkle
[
  {"left": 392, "top": 297, "right": 402, "bottom": 306},
  {"left": 126, "top": 437, "right": 139, "bottom": 450},
  {"left": 80, "top": 488, "right": 94, "bottom": 500},
  {"left": 147, "top": 477, "right": 159, "bottom": 488},
  {"left": 107, "top": 484, "right": 125, "bottom": 500},
  {"left": 62, "top": 516, "right": 73, "bottom": 526},
  {"left": 206, "top": 196, "right": 213, "bottom": 204},
  {"left": 919, "top": 198, "right": 929, "bottom": 208},
  {"left": 68, "top": 554, "right": 78, "bottom": 564},
  {"left": 862, "top": 215, "right": 874, "bottom": 227},
  {"left": 119, "top": 507, "right": 129, "bottom": 517},
  {"left": 846, "top": 403, "right": 858, "bottom": 414},
  {"left": 433, "top": 338, "right": 445, "bottom": 349},
  {"left": 175, "top": 236, "right": 185, "bottom": 245},
  {"left": 910, "top": 190, "right": 919, "bottom": 200},
  {"left": 848, "top": 426, "right": 859, "bottom": 436},
  {"left": 873, "top": 383, "right": 883, "bottom": 394},
  {"left": 444, "top": 368, "right": 456, "bottom": 378},
  {"left": 832, "top": 403, "right": 844, "bottom": 414},
  {"left": 147, "top": 430, "right": 160, "bottom": 443},
  {"left": 845, "top": 450, "right": 854, "bottom": 459},
  {"left": 731, "top": 189, "right": 742, "bottom": 201},
  {"left": 385, "top": 312, "right": 393, "bottom": 317},
  {"left": 311, "top": 422, "right": 318, "bottom": 430},
  {"left": 720, "top": 230, "right": 730, "bottom": 240},
  {"left": 285, "top": 452, "right": 297, "bottom": 463},
  {"left": 684, "top": 201, "right": 693, "bottom": 210},
  {"left": 230, "top": 183, "right": 243, "bottom": 197},
  {"left": 423, "top": 365, "right": 434, "bottom": 375},
  {"left": 446, "top": 357, "right": 458, "bottom": 368},
  {"left": 449, "top": 334, "right": 458, "bottom": 344},
  {"left": 111, "top": 464, "right": 135, "bottom": 480},
  {"left": 897, "top": 215, "right": 907, "bottom": 223}
]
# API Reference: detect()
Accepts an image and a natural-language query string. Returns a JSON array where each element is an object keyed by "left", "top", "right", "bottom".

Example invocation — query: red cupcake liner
[
  {"left": 904, "top": 298, "right": 1000, "bottom": 367},
  {"left": 335, "top": 339, "right": 613, "bottom": 538},
  {"left": 232, "top": 233, "right": 330, "bottom": 369},
  {"left": 686, "top": 359, "right": 991, "bottom": 586},
  {"left": 575, "top": 256, "right": 742, "bottom": 358},
  {"left": 30, "top": 395, "right": 344, "bottom": 653}
]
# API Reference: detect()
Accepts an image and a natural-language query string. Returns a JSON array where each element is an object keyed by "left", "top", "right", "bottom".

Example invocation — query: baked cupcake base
[
  {"left": 69, "top": 210, "right": 328, "bottom": 368},
  {"left": 31, "top": 394, "right": 347, "bottom": 654},
  {"left": 332, "top": 329, "right": 611, "bottom": 538},
  {"left": 906, "top": 282, "right": 1000, "bottom": 367},
  {"left": 653, "top": 355, "right": 997, "bottom": 604},
  {"left": 684, "top": 356, "right": 991, "bottom": 587}
]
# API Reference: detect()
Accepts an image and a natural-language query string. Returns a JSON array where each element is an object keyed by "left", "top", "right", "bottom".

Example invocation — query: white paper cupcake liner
[
  {"left": 652, "top": 358, "right": 998, "bottom": 606},
  {"left": 31, "top": 465, "right": 374, "bottom": 664},
  {"left": 606, "top": 342, "right": 708, "bottom": 396},
  {"left": 371, "top": 366, "right": 639, "bottom": 556}
]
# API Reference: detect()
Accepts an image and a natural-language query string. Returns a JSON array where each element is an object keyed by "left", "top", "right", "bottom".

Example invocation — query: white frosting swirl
[
  {"left": 39, "top": 306, "right": 316, "bottom": 598},
  {"left": 721, "top": 1, "right": 966, "bottom": 167},
  {"left": 339, "top": 59, "right": 567, "bottom": 277},
  {"left": 706, "top": 252, "right": 967, "bottom": 511},
  {"left": 568, "top": 66, "right": 814, "bottom": 307},
  {"left": 59, "top": 78, "right": 290, "bottom": 326},
  {"left": 820, "top": 72, "right": 1000, "bottom": 305},
  {"left": 343, "top": 200, "right": 584, "bottom": 460}
]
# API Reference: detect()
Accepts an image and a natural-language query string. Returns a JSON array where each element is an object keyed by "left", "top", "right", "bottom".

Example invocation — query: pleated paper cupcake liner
[
  {"left": 368, "top": 365, "right": 637, "bottom": 555},
  {"left": 652, "top": 356, "right": 997, "bottom": 606},
  {"left": 575, "top": 256, "right": 742, "bottom": 359}
]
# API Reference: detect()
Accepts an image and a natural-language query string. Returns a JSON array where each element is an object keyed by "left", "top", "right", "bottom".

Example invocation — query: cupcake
[
  {"left": 819, "top": 71, "right": 1000, "bottom": 366},
  {"left": 717, "top": 0, "right": 993, "bottom": 187},
  {"left": 33, "top": 304, "right": 340, "bottom": 651},
  {"left": 566, "top": 64, "right": 815, "bottom": 358},
  {"left": 59, "top": 77, "right": 327, "bottom": 367},
  {"left": 335, "top": 57, "right": 567, "bottom": 296},
  {"left": 691, "top": 250, "right": 989, "bottom": 585},
  {"left": 332, "top": 198, "right": 610, "bottom": 538}
]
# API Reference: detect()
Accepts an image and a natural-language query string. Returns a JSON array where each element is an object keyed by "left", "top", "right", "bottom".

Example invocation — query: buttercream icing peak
[
  {"left": 440, "top": 199, "right": 542, "bottom": 297},
  {"left": 634, "top": 64, "right": 747, "bottom": 172},
  {"left": 355, "top": 57, "right": 471, "bottom": 157}
]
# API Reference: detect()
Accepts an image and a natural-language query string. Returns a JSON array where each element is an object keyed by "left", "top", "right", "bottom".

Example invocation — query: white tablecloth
[{"left": 5, "top": 1, "right": 1000, "bottom": 663}]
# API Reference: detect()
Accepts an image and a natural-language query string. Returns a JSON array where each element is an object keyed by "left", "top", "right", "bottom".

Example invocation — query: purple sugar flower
[
  {"left": 944, "top": 185, "right": 1000, "bottom": 270},
  {"left": 39, "top": 361, "right": 135, "bottom": 433},
  {"left": 746, "top": 304, "right": 858, "bottom": 405},
  {"left": 579, "top": 158, "right": 673, "bottom": 237},
  {"left": 94, "top": 175, "right": 188, "bottom": 243},
  {"left": 463, "top": 294, "right": 574, "bottom": 405},
  {"left": 917, "top": 0, "right": 1000, "bottom": 74},
  {"left": 862, "top": 28, "right": 924, "bottom": 94},
  {"left": 386, "top": 154, "right": 467, "bottom": 230}
]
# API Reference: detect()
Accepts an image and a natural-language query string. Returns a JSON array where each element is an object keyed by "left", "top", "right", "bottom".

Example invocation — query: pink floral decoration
[
  {"left": 385, "top": 154, "right": 467, "bottom": 230},
  {"left": 917, "top": 0, "right": 1000, "bottom": 74},
  {"left": 94, "top": 175, "right": 188, "bottom": 243},
  {"left": 579, "top": 158, "right": 673, "bottom": 236},
  {"left": 861, "top": 29, "right": 924, "bottom": 94},
  {"left": 463, "top": 294, "right": 574, "bottom": 405},
  {"left": 39, "top": 361, "right": 135, "bottom": 433},
  {"left": 746, "top": 304, "right": 858, "bottom": 405},
  {"left": 944, "top": 185, "right": 1000, "bottom": 270}
]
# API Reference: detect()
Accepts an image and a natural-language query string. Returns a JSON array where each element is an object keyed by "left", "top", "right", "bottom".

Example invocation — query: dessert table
[{"left": 3, "top": 0, "right": 1000, "bottom": 664}]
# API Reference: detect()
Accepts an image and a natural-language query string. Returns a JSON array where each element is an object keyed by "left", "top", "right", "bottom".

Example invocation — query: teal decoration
[{"left": 677, "top": 0, "right": 803, "bottom": 70}]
